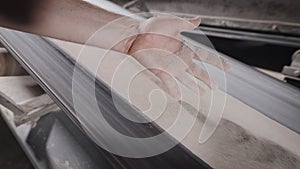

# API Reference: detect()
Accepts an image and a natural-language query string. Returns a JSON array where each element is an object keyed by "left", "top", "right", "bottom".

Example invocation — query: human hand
[{"left": 127, "top": 16, "right": 230, "bottom": 100}]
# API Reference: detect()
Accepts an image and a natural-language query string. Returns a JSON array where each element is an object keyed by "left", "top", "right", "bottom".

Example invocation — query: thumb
[{"left": 186, "top": 16, "right": 201, "bottom": 27}]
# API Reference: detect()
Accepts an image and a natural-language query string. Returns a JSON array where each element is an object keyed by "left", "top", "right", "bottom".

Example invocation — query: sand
[{"left": 52, "top": 39, "right": 300, "bottom": 169}]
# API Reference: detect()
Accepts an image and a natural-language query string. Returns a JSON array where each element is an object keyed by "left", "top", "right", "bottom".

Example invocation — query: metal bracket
[
  {"left": 0, "top": 91, "right": 25, "bottom": 116},
  {"left": 282, "top": 50, "right": 300, "bottom": 78},
  {"left": 0, "top": 91, "right": 59, "bottom": 126}
]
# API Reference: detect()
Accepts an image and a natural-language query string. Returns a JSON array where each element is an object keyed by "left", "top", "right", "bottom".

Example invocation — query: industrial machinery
[{"left": 0, "top": 0, "right": 299, "bottom": 169}]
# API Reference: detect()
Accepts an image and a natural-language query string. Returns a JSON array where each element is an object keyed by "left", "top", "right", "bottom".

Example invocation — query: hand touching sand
[{"left": 128, "top": 16, "right": 230, "bottom": 99}]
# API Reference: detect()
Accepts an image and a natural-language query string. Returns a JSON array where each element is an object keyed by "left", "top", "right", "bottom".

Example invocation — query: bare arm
[
  {"left": 0, "top": 0, "right": 229, "bottom": 99},
  {"left": 0, "top": 0, "right": 124, "bottom": 49}
]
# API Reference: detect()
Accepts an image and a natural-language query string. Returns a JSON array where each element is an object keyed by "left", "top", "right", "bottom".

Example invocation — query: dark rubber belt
[{"left": 0, "top": 28, "right": 211, "bottom": 169}]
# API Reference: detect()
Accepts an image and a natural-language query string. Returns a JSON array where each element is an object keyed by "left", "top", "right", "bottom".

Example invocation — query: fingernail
[{"left": 223, "top": 61, "right": 231, "bottom": 72}]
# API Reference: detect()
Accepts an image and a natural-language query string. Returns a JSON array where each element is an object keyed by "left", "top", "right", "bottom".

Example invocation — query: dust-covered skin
[{"left": 129, "top": 16, "right": 229, "bottom": 99}]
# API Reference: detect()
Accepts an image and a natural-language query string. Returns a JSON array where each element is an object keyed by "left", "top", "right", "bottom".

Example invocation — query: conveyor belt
[
  {"left": 88, "top": 0, "right": 300, "bottom": 134},
  {"left": 0, "top": 28, "right": 211, "bottom": 169},
  {"left": 182, "top": 32, "right": 300, "bottom": 135}
]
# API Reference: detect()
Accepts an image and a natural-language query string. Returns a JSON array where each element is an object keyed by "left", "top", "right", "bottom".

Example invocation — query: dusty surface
[{"left": 53, "top": 39, "right": 300, "bottom": 169}]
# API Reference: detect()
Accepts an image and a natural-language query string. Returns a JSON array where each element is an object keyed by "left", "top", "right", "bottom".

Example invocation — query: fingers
[
  {"left": 175, "top": 46, "right": 194, "bottom": 66},
  {"left": 185, "top": 16, "right": 201, "bottom": 27},
  {"left": 155, "top": 71, "right": 181, "bottom": 101},
  {"left": 187, "top": 64, "right": 218, "bottom": 90},
  {"left": 205, "top": 55, "right": 230, "bottom": 71},
  {"left": 155, "top": 70, "right": 206, "bottom": 100},
  {"left": 193, "top": 49, "right": 230, "bottom": 72},
  {"left": 177, "top": 72, "right": 206, "bottom": 96},
  {"left": 180, "top": 42, "right": 230, "bottom": 71}
]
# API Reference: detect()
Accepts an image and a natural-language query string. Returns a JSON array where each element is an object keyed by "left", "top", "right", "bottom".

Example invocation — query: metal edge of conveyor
[
  {"left": 0, "top": 28, "right": 212, "bottom": 169},
  {"left": 192, "top": 26, "right": 300, "bottom": 48}
]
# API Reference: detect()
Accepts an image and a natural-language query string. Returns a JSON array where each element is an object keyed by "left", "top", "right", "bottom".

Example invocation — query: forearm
[{"left": 0, "top": 0, "right": 138, "bottom": 52}]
